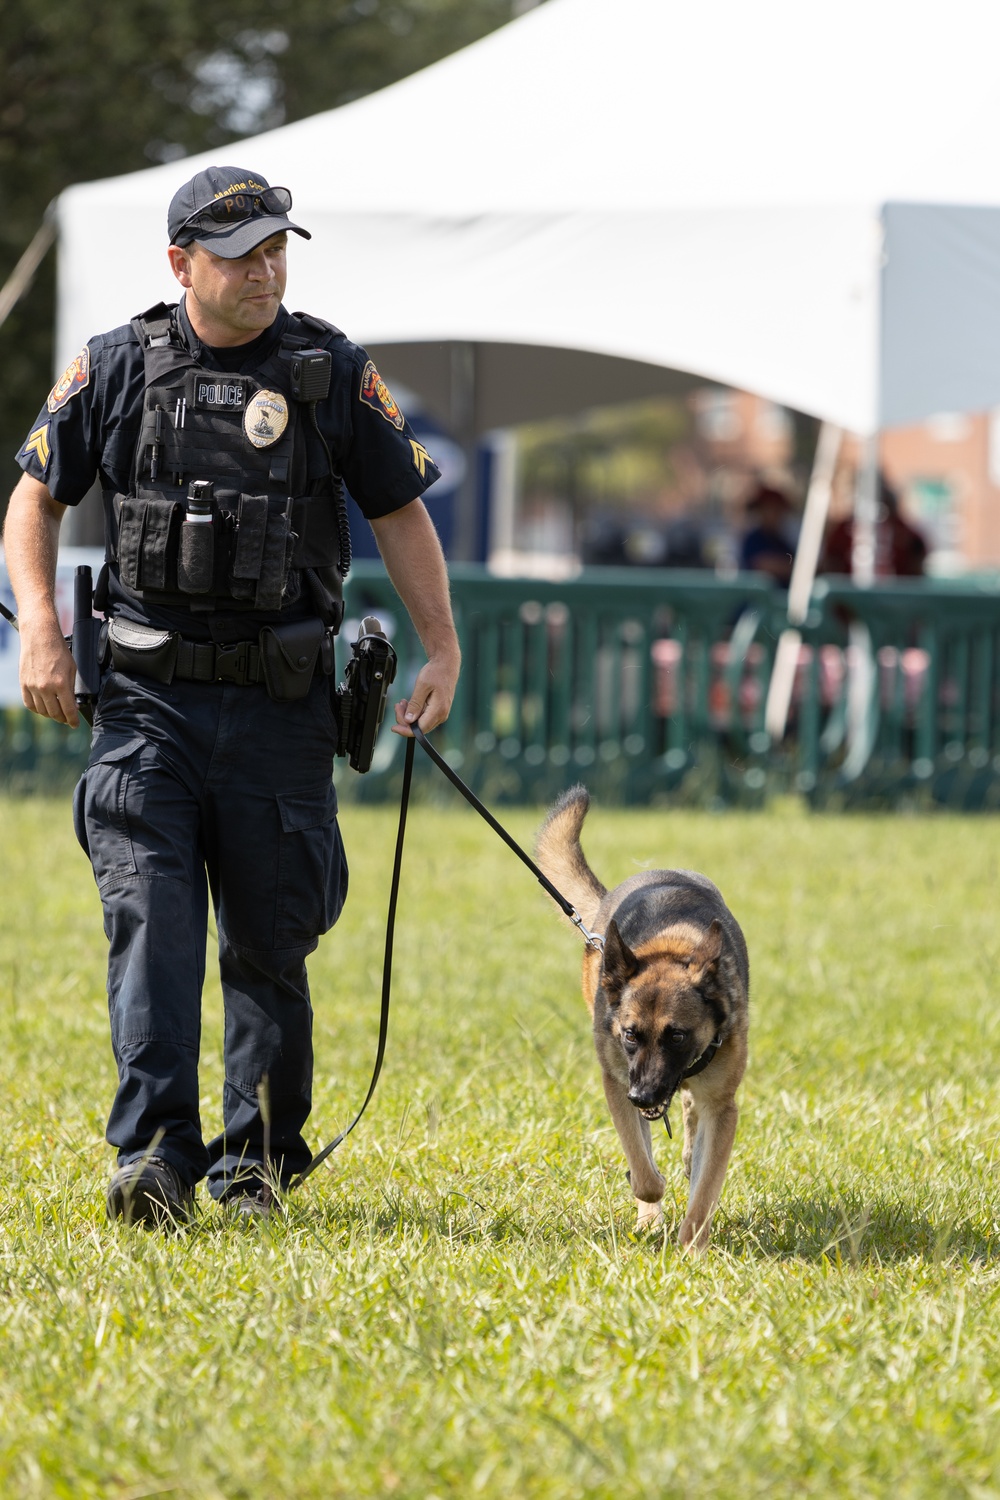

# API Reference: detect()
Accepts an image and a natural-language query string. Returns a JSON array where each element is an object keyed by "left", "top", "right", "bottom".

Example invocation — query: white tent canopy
[{"left": 56, "top": 0, "right": 1000, "bottom": 437}]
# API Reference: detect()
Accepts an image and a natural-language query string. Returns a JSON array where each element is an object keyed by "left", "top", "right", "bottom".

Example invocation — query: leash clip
[{"left": 571, "top": 910, "right": 605, "bottom": 952}]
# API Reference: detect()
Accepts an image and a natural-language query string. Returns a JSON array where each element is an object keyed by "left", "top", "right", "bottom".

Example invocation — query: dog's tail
[{"left": 534, "top": 784, "right": 607, "bottom": 931}]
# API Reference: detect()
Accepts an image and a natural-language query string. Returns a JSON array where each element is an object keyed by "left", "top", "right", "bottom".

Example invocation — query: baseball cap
[{"left": 168, "top": 165, "right": 311, "bottom": 258}]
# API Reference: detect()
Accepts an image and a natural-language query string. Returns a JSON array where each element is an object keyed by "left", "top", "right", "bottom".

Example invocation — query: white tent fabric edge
[
  {"left": 53, "top": 0, "right": 1000, "bottom": 438},
  {"left": 56, "top": 191, "right": 883, "bottom": 434}
]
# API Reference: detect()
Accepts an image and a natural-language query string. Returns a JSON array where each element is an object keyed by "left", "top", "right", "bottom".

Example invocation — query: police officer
[{"left": 3, "top": 165, "right": 461, "bottom": 1225}]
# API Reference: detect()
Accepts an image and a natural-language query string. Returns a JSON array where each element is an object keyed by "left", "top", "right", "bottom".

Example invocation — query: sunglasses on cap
[{"left": 176, "top": 186, "right": 293, "bottom": 239}]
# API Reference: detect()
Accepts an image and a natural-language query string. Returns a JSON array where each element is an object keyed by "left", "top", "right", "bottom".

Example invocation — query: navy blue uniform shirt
[{"left": 15, "top": 297, "right": 441, "bottom": 635}]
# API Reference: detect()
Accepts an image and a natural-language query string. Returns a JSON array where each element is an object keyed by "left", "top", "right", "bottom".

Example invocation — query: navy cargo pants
[{"left": 72, "top": 667, "right": 348, "bottom": 1197}]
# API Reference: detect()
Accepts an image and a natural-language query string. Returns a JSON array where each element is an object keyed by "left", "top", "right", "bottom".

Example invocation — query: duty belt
[
  {"left": 104, "top": 615, "right": 331, "bottom": 700},
  {"left": 174, "top": 637, "right": 263, "bottom": 686}
]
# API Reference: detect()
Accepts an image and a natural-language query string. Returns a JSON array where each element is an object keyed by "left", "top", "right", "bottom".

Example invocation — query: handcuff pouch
[
  {"left": 106, "top": 617, "right": 179, "bottom": 684},
  {"left": 259, "top": 617, "right": 325, "bottom": 702}
]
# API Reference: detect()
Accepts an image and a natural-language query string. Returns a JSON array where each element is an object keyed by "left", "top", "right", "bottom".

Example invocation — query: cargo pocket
[
  {"left": 275, "top": 780, "right": 347, "bottom": 948},
  {"left": 76, "top": 734, "right": 145, "bottom": 891}
]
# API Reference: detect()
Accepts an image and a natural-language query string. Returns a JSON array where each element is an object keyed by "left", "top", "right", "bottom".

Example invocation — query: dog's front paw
[
  {"left": 635, "top": 1199, "right": 664, "bottom": 1231},
  {"left": 678, "top": 1214, "right": 711, "bottom": 1253}
]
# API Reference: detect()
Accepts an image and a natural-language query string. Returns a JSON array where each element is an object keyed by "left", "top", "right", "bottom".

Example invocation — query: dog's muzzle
[{"left": 630, "top": 1082, "right": 679, "bottom": 1120}]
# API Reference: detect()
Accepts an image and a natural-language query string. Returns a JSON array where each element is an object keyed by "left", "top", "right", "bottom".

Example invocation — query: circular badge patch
[{"left": 244, "top": 389, "right": 289, "bottom": 449}]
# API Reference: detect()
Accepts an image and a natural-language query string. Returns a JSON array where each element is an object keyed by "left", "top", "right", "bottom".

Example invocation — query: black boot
[{"left": 106, "top": 1157, "right": 194, "bottom": 1228}]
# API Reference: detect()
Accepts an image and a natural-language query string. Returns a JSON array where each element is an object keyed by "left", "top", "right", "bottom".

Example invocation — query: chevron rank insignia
[
  {"left": 409, "top": 440, "right": 434, "bottom": 479},
  {"left": 21, "top": 424, "right": 51, "bottom": 473}
]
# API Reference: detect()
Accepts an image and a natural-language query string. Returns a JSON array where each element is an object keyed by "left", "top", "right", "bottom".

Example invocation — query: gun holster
[{"left": 334, "top": 617, "right": 397, "bottom": 773}]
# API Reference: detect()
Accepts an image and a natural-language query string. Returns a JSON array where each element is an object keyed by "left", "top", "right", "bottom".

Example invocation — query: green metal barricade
[
  {"left": 340, "top": 563, "right": 784, "bottom": 805},
  {"left": 0, "top": 706, "right": 92, "bottom": 794},
  {"left": 342, "top": 565, "right": 1000, "bottom": 808},
  {"left": 2, "top": 565, "right": 998, "bottom": 806},
  {"left": 797, "top": 577, "right": 1000, "bottom": 809}
]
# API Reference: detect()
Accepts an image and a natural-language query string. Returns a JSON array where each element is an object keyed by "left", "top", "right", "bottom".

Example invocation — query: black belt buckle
[{"left": 215, "top": 641, "right": 252, "bottom": 685}]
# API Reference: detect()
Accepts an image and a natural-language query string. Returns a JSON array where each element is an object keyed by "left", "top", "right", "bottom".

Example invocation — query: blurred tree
[
  {"left": 519, "top": 399, "right": 693, "bottom": 515},
  {"left": 0, "top": 0, "right": 536, "bottom": 508}
]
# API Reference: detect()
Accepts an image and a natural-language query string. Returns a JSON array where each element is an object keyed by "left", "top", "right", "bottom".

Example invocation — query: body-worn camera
[{"left": 334, "top": 616, "right": 397, "bottom": 773}]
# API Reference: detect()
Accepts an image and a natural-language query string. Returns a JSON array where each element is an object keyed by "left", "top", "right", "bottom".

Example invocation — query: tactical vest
[{"left": 109, "top": 303, "right": 349, "bottom": 622}]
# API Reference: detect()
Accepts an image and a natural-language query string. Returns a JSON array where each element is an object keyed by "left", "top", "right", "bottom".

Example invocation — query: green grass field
[{"left": 2, "top": 790, "right": 1000, "bottom": 1498}]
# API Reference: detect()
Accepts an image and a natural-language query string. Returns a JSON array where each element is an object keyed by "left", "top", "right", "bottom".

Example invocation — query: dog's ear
[
  {"left": 600, "top": 919, "right": 637, "bottom": 1001},
  {"left": 687, "top": 919, "right": 724, "bottom": 985}
]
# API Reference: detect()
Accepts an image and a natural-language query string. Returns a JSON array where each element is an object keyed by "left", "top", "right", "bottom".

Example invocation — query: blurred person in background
[
  {"left": 738, "top": 482, "right": 797, "bottom": 585},
  {"left": 820, "top": 473, "right": 927, "bottom": 578}
]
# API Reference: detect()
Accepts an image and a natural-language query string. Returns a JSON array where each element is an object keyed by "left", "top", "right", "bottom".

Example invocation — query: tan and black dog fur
[{"left": 535, "top": 786, "right": 749, "bottom": 1251}]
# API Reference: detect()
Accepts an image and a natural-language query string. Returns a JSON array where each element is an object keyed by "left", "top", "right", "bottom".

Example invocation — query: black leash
[
  {"left": 409, "top": 725, "right": 606, "bottom": 949},
  {"left": 290, "top": 732, "right": 418, "bottom": 1188},
  {"left": 1, "top": 597, "right": 717, "bottom": 1178},
  {"left": 409, "top": 726, "right": 722, "bottom": 1093},
  {"left": 294, "top": 724, "right": 720, "bottom": 1184},
  {"left": 293, "top": 726, "right": 604, "bottom": 1187}
]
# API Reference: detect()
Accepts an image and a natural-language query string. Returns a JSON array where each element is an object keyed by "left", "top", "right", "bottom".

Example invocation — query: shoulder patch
[
  {"left": 21, "top": 424, "right": 51, "bottom": 473},
  {"left": 360, "top": 360, "right": 405, "bottom": 430},
  {"left": 47, "top": 347, "right": 90, "bottom": 413}
]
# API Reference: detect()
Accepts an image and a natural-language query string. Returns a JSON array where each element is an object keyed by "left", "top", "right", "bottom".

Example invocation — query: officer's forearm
[
  {"left": 3, "top": 473, "right": 67, "bottom": 629},
  {"left": 3, "top": 474, "right": 79, "bottom": 725},
  {"left": 370, "top": 499, "right": 460, "bottom": 668},
  {"left": 372, "top": 498, "right": 460, "bottom": 733}
]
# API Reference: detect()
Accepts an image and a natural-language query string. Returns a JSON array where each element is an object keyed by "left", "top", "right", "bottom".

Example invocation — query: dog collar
[
  {"left": 682, "top": 1030, "right": 723, "bottom": 1080},
  {"left": 658, "top": 1032, "right": 725, "bottom": 1137}
]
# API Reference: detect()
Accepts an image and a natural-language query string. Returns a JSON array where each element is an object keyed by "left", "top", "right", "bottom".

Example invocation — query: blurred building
[
  {"left": 689, "top": 388, "right": 795, "bottom": 474},
  {"left": 880, "top": 412, "right": 1000, "bottom": 574}
]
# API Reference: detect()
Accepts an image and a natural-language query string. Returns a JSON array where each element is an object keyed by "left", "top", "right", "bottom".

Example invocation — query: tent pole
[
  {"left": 839, "top": 430, "right": 880, "bottom": 775},
  {"left": 851, "top": 431, "right": 879, "bottom": 585},
  {"left": 0, "top": 202, "right": 57, "bottom": 333},
  {"left": 763, "top": 421, "right": 842, "bottom": 741}
]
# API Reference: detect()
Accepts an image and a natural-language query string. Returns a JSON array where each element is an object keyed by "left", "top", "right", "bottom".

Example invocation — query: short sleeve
[
  {"left": 332, "top": 349, "right": 442, "bottom": 520},
  {"left": 15, "top": 327, "right": 144, "bottom": 505},
  {"left": 15, "top": 343, "right": 102, "bottom": 505}
]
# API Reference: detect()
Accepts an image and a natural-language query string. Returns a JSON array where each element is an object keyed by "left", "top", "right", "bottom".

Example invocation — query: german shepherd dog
[{"left": 535, "top": 787, "right": 749, "bottom": 1251}]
